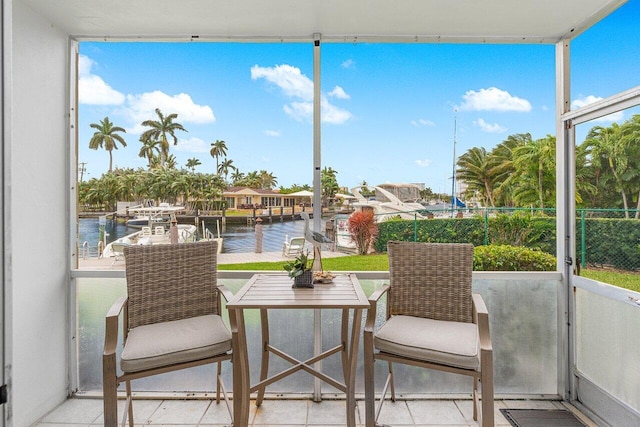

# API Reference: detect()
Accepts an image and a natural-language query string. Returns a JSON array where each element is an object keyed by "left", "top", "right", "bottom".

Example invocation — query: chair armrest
[
  {"left": 472, "top": 293, "right": 492, "bottom": 351},
  {"left": 217, "top": 284, "right": 235, "bottom": 303},
  {"left": 364, "top": 284, "right": 390, "bottom": 333},
  {"left": 103, "top": 296, "right": 127, "bottom": 357}
]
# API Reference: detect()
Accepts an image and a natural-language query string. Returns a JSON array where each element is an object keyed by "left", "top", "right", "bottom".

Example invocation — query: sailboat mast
[{"left": 450, "top": 110, "right": 457, "bottom": 217}]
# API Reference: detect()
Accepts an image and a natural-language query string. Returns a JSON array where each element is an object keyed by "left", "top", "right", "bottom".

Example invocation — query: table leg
[
  {"left": 230, "top": 307, "right": 250, "bottom": 427},
  {"left": 313, "top": 308, "right": 322, "bottom": 402},
  {"left": 346, "top": 308, "right": 363, "bottom": 427},
  {"left": 341, "top": 309, "right": 349, "bottom": 383},
  {"left": 256, "top": 308, "right": 270, "bottom": 407}
]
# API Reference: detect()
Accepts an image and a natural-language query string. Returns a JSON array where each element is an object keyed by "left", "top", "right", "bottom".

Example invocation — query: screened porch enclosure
[{"left": 4, "top": 0, "right": 640, "bottom": 426}]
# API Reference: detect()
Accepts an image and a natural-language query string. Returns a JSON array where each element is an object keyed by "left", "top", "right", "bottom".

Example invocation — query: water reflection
[{"left": 78, "top": 217, "right": 319, "bottom": 256}]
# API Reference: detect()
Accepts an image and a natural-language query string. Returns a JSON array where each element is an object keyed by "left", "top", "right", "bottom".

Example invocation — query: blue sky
[{"left": 78, "top": 1, "right": 639, "bottom": 194}]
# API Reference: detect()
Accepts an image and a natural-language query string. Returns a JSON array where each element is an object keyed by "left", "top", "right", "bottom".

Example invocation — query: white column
[
  {"left": 555, "top": 38, "right": 575, "bottom": 401},
  {"left": 312, "top": 33, "right": 323, "bottom": 402}
]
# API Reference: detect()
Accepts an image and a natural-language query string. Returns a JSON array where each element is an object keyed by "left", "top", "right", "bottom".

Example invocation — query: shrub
[
  {"left": 473, "top": 244, "right": 556, "bottom": 271},
  {"left": 348, "top": 210, "right": 378, "bottom": 255}
]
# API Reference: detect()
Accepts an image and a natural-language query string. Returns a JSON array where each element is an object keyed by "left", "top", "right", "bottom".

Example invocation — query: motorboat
[
  {"left": 350, "top": 184, "right": 427, "bottom": 221},
  {"left": 334, "top": 184, "right": 428, "bottom": 251},
  {"left": 125, "top": 203, "right": 185, "bottom": 229},
  {"left": 102, "top": 223, "right": 197, "bottom": 259}
]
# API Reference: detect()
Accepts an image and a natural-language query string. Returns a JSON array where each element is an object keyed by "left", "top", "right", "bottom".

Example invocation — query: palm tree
[
  {"left": 186, "top": 157, "right": 201, "bottom": 172},
  {"left": 456, "top": 147, "right": 498, "bottom": 207},
  {"left": 210, "top": 139, "right": 228, "bottom": 173},
  {"left": 138, "top": 137, "right": 160, "bottom": 168},
  {"left": 491, "top": 133, "right": 530, "bottom": 207},
  {"left": 585, "top": 123, "right": 631, "bottom": 216},
  {"left": 230, "top": 169, "right": 245, "bottom": 185},
  {"left": 88, "top": 117, "right": 127, "bottom": 172},
  {"left": 259, "top": 170, "right": 277, "bottom": 189},
  {"left": 140, "top": 108, "right": 187, "bottom": 165},
  {"left": 217, "top": 158, "right": 236, "bottom": 182},
  {"left": 512, "top": 135, "right": 555, "bottom": 208},
  {"left": 620, "top": 114, "right": 640, "bottom": 217},
  {"left": 165, "top": 154, "right": 178, "bottom": 170},
  {"left": 321, "top": 167, "right": 339, "bottom": 206}
]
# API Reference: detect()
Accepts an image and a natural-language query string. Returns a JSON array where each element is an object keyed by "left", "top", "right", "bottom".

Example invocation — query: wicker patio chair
[
  {"left": 102, "top": 240, "right": 234, "bottom": 427},
  {"left": 364, "top": 241, "right": 494, "bottom": 427}
]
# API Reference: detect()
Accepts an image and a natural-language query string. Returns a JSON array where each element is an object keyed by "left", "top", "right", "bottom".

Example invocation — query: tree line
[
  {"left": 82, "top": 108, "right": 343, "bottom": 210},
  {"left": 455, "top": 114, "right": 640, "bottom": 217}
]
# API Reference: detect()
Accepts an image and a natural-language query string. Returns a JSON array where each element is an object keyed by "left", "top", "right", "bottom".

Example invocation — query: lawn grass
[
  {"left": 219, "top": 254, "right": 640, "bottom": 293},
  {"left": 580, "top": 269, "right": 640, "bottom": 293},
  {"left": 218, "top": 254, "right": 390, "bottom": 271}
]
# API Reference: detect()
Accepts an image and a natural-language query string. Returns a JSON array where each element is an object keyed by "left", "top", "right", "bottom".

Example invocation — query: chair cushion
[
  {"left": 374, "top": 315, "right": 480, "bottom": 370},
  {"left": 121, "top": 314, "right": 232, "bottom": 373}
]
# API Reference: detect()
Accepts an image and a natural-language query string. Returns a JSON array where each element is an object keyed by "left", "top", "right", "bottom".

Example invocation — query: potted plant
[{"left": 283, "top": 250, "right": 313, "bottom": 288}]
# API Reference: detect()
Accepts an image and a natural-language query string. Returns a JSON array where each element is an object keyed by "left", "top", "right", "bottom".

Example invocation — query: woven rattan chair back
[
  {"left": 387, "top": 241, "right": 473, "bottom": 323},
  {"left": 124, "top": 240, "right": 219, "bottom": 329}
]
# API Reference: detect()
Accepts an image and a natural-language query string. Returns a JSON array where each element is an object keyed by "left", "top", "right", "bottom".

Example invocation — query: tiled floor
[{"left": 33, "top": 397, "right": 596, "bottom": 426}]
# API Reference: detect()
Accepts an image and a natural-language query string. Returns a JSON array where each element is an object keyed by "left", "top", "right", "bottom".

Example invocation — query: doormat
[{"left": 500, "top": 409, "right": 586, "bottom": 427}]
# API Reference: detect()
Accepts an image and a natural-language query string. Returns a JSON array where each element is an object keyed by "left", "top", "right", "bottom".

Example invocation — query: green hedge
[
  {"left": 374, "top": 217, "right": 485, "bottom": 252},
  {"left": 374, "top": 213, "right": 640, "bottom": 271},
  {"left": 374, "top": 213, "right": 555, "bottom": 254},
  {"left": 473, "top": 245, "right": 556, "bottom": 271},
  {"left": 579, "top": 218, "right": 640, "bottom": 270}
]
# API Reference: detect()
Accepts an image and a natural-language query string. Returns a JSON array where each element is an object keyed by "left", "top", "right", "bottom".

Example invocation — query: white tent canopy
[{"left": 288, "top": 190, "right": 314, "bottom": 197}]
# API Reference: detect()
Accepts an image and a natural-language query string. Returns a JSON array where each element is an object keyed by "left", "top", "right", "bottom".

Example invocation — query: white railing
[{"left": 71, "top": 271, "right": 562, "bottom": 398}]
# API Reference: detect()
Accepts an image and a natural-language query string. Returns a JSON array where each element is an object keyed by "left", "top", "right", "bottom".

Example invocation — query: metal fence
[{"left": 367, "top": 207, "right": 640, "bottom": 272}]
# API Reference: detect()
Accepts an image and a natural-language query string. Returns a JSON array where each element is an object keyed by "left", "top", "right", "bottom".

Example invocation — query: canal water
[{"left": 78, "top": 217, "right": 311, "bottom": 256}]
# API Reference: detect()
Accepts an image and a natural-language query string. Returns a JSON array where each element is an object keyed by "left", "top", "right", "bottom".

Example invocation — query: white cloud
[
  {"left": 252, "top": 64, "right": 352, "bottom": 124},
  {"left": 342, "top": 59, "right": 355, "bottom": 69},
  {"left": 328, "top": 86, "right": 350, "bottom": 99},
  {"left": 124, "top": 91, "right": 215, "bottom": 133},
  {"left": 78, "top": 54, "right": 125, "bottom": 105},
  {"left": 251, "top": 64, "right": 313, "bottom": 100},
  {"left": 264, "top": 130, "right": 282, "bottom": 137},
  {"left": 458, "top": 87, "right": 531, "bottom": 112},
  {"left": 172, "top": 137, "right": 209, "bottom": 153},
  {"left": 411, "top": 118, "right": 435, "bottom": 127},
  {"left": 283, "top": 102, "right": 313, "bottom": 122},
  {"left": 474, "top": 118, "right": 507, "bottom": 133},
  {"left": 321, "top": 98, "right": 352, "bottom": 124},
  {"left": 572, "top": 95, "right": 624, "bottom": 122},
  {"left": 415, "top": 159, "right": 432, "bottom": 167},
  {"left": 80, "top": 55, "right": 215, "bottom": 132}
]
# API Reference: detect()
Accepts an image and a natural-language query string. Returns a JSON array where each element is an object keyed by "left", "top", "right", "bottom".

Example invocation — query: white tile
[
  {"left": 200, "top": 400, "right": 233, "bottom": 424},
  {"left": 358, "top": 400, "right": 414, "bottom": 425},
  {"left": 307, "top": 400, "right": 348, "bottom": 425},
  {"left": 252, "top": 400, "right": 308, "bottom": 425},
  {"left": 41, "top": 399, "right": 103, "bottom": 424},
  {"left": 407, "top": 400, "right": 467, "bottom": 425},
  {"left": 92, "top": 399, "right": 162, "bottom": 425},
  {"left": 455, "top": 399, "right": 511, "bottom": 426},
  {"left": 147, "top": 400, "right": 210, "bottom": 425}
]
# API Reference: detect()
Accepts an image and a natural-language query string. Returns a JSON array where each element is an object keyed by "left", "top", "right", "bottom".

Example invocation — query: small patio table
[{"left": 226, "top": 273, "right": 369, "bottom": 427}]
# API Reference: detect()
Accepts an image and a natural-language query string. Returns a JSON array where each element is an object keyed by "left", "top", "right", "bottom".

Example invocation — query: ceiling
[{"left": 23, "top": 0, "right": 626, "bottom": 44}]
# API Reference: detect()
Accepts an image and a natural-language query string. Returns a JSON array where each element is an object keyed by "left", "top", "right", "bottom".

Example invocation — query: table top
[{"left": 226, "top": 273, "right": 370, "bottom": 310}]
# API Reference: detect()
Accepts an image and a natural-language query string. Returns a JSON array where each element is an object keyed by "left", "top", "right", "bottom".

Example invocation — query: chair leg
[
  {"left": 363, "top": 330, "right": 376, "bottom": 427},
  {"left": 473, "top": 377, "right": 479, "bottom": 421},
  {"left": 388, "top": 362, "right": 396, "bottom": 402},
  {"left": 125, "top": 380, "right": 134, "bottom": 427},
  {"left": 102, "top": 369, "right": 118, "bottom": 427},
  {"left": 481, "top": 350, "right": 494, "bottom": 427},
  {"left": 216, "top": 361, "right": 222, "bottom": 404}
]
